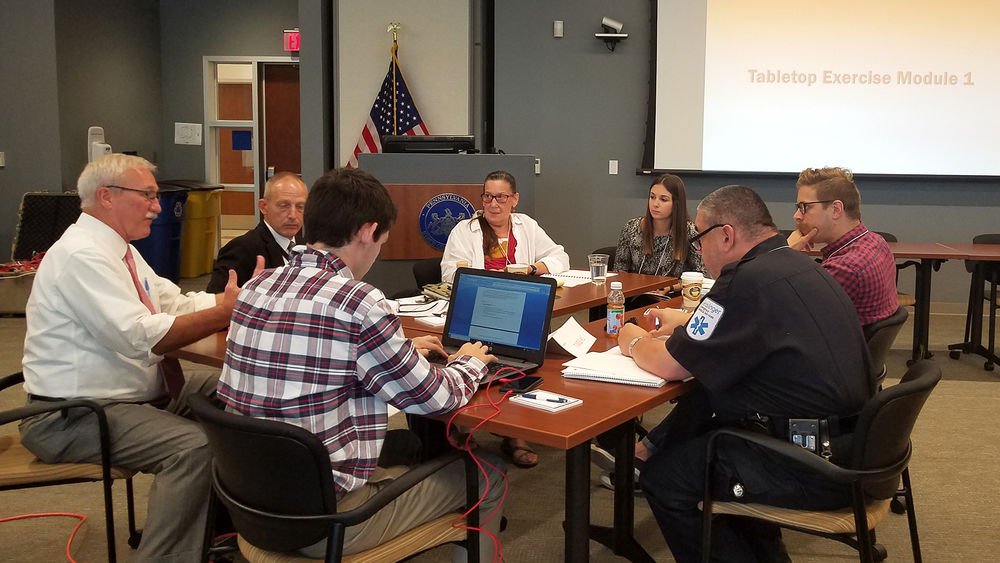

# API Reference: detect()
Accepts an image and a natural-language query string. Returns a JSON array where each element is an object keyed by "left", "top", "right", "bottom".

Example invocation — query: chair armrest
[
  {"left": 896, "top": 260, "right": 919, "bottom": 271},
  {"left": 0, "top": 371, "right": 25, "bottom": 392},
  {"left": 706, "top": 427, "right": 907, "bottom": 485},
  {"left": 334, "top": 449, "right": 467, "bottom": 526},
  {"left": 213, "top": 449, "right": 469, "bottom": 527},
  {"left": 0, "top": 398, "right": 110, "bottom": 427}
]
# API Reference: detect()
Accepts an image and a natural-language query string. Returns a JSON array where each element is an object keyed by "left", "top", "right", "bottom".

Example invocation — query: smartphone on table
[{"left": 499, "top": 375, "right": 544, "bottom": 394}]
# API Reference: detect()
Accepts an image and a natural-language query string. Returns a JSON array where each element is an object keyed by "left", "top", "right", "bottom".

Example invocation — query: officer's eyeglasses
[
  {"left": 107, "top": 185, "right": 160, "bottom": 202},
  {"left": 482, "top": 193, "right": 512, "bottom": 204},
  {"left": 794, "top": 200, "right": 834, "bottom": 214},
  {"left": 690, "top": 223, "right": 727, "bottom": 252}
]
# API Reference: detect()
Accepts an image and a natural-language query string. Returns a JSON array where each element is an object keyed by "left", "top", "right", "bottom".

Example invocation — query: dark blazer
[{"left": 206, "top": 222, "right": 287, "bottom": 293}]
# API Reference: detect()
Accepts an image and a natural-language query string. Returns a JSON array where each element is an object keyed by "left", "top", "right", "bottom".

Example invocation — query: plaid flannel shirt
[
  {"left": 218, "top": 247, "right": 486, "bottom": 494},
  {"left": 820, "top": 222, "right": 899, "bottom": 326}
]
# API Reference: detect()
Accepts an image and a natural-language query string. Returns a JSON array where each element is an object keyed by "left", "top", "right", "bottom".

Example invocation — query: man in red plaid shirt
[
  {"left": 787, "top": 167, "right": 899, "bottom": 326},
  {"left": 218, "top": 168, "right": 504, "bottom": 560}
]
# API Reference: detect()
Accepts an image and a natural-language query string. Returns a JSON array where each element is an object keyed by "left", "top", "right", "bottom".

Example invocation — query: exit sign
[{"left": 283, "top": 29, "right": 300, "bottom": 52}]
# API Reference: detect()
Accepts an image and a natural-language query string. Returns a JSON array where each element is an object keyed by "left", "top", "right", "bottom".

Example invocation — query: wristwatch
[
  {"left": 530, "top": 264, "right": 538, "bottom": 275},
  {"left": 627, "top": 336, "right": 646, "bottom": 357}
]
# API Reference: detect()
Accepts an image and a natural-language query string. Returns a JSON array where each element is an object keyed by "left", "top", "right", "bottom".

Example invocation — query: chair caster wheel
[
  {"left": 890, "top": 498, "right": 907, "bottom": 514},
  {"left": 949, "top": 350, "right": 961, "bottom": 360},
  {"left": 873, "top": 543, "right": 888, "bottom": 561},
  {"left": 986, "top": 361, "right": 995, "bottom": 371},
  {"left": 128, "top": 530, "right": 142, "bottom": 549}
]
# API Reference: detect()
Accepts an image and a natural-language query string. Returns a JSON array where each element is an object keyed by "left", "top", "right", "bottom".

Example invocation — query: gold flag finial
[{"left": 387, "top": 22, "right": 401, "bottom": 42}]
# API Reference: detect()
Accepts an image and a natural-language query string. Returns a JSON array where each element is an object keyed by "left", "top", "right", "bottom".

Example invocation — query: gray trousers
[
  {"left": 300, "top": 448, "right": 506, "bottom": 562},
  {"left": 19, "top": 373, "right": 218, "bottom": 563}
]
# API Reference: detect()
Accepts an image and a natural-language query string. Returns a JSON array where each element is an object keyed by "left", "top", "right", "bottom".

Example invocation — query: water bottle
[{"left": 606, "top": 281, "right": 625, "bottom": 336}]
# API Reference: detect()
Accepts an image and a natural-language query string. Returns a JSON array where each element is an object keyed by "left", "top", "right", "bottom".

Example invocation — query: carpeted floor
[{"left": 2, "top": 297, "right": 998, "bottom": 562}]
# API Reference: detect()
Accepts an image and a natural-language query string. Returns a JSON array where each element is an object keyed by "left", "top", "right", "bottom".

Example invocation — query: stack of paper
[
  {"left": 562, "top": 348, "right": 666, "bottom": 388},
  {"left": 509, "top": 390, "right": 582, "bottom": 412}
]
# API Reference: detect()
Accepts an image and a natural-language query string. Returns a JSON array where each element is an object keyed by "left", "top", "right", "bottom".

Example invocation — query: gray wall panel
[
  {"left": 55, "top": 0, "right": 162, "bottom": 183},
  {"left": 0, "top": 0, "right": 62, "bottom": 259}
]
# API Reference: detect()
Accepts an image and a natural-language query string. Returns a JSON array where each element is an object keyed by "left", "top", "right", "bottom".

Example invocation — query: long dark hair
[
  {"left": 478, "top": 170, "right": 517, "bottom": 253},
  {"left": 642, "top": 173, "right": 691, "bottom": 263}
]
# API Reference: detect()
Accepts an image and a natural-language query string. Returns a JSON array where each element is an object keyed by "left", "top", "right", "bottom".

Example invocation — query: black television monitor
[{"left": 381, "top": 135, "right": 475, "bottom": 154}]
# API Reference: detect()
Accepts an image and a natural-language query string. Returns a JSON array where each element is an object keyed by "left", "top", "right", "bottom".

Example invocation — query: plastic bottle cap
[{"left": 610, "top": 281, "right": 622, "bottom": 290}]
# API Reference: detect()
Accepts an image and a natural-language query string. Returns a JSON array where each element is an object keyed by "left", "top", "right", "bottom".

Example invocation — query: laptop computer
[{"left": 440, "top": 267, "right": 558, "bottom": 374}]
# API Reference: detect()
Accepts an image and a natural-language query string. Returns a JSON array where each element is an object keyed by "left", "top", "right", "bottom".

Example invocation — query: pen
[{"left": 522, "top": 393, "right": 568, "bottom": 403}]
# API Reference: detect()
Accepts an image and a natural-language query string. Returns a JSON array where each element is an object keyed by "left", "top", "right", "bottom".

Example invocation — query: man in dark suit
[{"left": 206, "top": 172, "right": 308, "bottom": 292}]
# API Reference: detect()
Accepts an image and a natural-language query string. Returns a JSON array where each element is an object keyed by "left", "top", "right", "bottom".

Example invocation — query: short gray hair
[
  {"left": 77, "top": 154, "right": 157, "bottom": 207},
  {"left": 698, "top": 185, "right": 777, "bottom": 239}
]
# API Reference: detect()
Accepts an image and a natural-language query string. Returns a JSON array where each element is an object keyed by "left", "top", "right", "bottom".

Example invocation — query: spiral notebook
[{"left": 561, "top": 348, "right": 666, "bottom": 388}]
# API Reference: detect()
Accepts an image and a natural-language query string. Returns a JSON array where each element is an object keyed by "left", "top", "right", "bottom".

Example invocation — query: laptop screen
[{"left": 444, "top": 268, "right": 557, "bottom": 356}]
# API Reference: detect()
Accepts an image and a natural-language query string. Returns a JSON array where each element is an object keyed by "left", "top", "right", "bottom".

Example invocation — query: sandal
[{"left": 501, "top": 437, "right": 539, "bottom": 468}]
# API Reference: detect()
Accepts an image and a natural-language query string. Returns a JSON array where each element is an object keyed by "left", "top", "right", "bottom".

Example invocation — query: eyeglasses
[
  {"left": 482, "top": 193, "right": 512, "bottom": 204},
  {"left": 107, "top": 185, "right": 160, "bottom": 202},
  {"left": 689, "top": 223, "right": 727, "bottom": 252},
  {"left": 794, "top": 200, "right": 834, "bottom": 214}
]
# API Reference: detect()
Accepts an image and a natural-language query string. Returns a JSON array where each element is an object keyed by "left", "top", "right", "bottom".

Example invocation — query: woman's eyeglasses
[{"left": 482, "top": 193, "right": 512, "bottom": 204}]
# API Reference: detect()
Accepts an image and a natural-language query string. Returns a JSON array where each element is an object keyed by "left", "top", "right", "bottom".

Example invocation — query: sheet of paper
[
  {"left": 548, "top": 316, "right": 597, "bottom": 358},
  {"left": 394, "top": 298, "right": 449, "bottom": 317}
]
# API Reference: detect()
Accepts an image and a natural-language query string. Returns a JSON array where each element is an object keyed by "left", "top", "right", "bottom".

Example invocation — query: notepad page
[{"left": 561, "top": 348, "right": 666, "bottom": 388}]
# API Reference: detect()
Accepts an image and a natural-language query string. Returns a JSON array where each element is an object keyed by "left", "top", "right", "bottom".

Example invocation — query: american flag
[{"left": 348, "top": 42, "right": 429, "bottom": 167}]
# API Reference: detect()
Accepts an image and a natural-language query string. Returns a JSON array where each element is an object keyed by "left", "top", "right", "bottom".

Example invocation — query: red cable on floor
[
  {"left": 0, "top": 512, "right": 88, "bottom": 563},
  {"left": 445, "top": 367, "right": 532, "bottom": 563}
]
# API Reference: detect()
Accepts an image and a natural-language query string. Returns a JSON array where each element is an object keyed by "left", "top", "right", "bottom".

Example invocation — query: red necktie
[{"left": 124, "top": 247, "right": 185, "bottom": 399}]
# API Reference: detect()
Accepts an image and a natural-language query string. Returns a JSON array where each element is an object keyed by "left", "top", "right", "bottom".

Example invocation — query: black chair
[
  {"left": 0, "top": 372, "right": 139, "bottom": 562},
  {"left": 948, "top": 233, "right": 1000, "bottom": 371},
  {"left": 187, "top": 394, "right": 481, "bottom": 562},
  {"left": 700, "top": 360, "right": 940, "bottom": 563},
  {"left": 413, "top": 258, "right": 443, "bottom": 289},
  {"left": 874, "top": 232, "right": 919, "bottom": 308},
  {"left": 863, "top": 306, "right": 909, "bottom": 389}
]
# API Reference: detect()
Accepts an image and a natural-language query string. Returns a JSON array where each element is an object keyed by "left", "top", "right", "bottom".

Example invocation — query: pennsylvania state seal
[{"left": 418, "top": 193, "right": 475, "bottom": 250}]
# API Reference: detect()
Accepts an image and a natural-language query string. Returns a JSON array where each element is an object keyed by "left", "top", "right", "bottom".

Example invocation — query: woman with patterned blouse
[{"left": 614, "top": 173, "right": 706, "bottom": 279}]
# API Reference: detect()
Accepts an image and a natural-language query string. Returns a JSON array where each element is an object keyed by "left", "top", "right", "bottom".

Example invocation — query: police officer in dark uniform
[{"left": 618, "top": 185, "right": 872, "bottom": 563}]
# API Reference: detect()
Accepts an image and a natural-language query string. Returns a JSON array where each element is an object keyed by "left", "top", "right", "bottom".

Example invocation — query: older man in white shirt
[{"left": 19, "top": 153, "right": 252, "bottom": 562}]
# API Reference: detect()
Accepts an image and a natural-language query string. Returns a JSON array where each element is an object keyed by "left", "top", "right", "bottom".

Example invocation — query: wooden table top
[{"left": 171, "top": 297, "right": 693, "bottom": 451}]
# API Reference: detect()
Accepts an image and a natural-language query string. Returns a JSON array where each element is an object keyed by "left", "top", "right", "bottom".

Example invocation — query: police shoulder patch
[{"left": 686, "top": 297, "right": 724, "bottom": 341}]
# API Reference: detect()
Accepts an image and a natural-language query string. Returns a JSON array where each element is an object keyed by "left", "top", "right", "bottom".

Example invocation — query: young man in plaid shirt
[
  {"left": 787, "top": 167, "right": 899, "bottom": 327},
  {"left": 218, "top": 167, "right": 503, "bottom": 560}
]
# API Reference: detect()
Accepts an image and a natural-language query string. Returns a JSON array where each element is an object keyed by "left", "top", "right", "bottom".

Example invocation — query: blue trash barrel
[{"left": 132, "top": 186, "right": 187, "bottom": 282}]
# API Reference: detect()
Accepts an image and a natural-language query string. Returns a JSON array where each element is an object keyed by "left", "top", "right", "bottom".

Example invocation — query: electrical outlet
[
  {"left": 609, "top": 159, "right": 619, "bottom": 175},
  {"left": 535, "top": 158, "right": 541, "bottom": 175}
]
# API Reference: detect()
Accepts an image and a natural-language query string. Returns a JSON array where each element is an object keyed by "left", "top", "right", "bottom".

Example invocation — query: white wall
[{"left": 336, "top": 0, "right": 471, "bottom": 167}]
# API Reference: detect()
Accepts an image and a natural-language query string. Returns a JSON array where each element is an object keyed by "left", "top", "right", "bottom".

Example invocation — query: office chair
[
  {"left": 0, "top": 372, "right": 139, "bottom": 563},
  {"left": 874, "top": 232, "right": 918, "bottom": 308},
  {"left": 699, "top": 360, "right": 940, "bottom": 563},
  {"left": 863, "top": 306, "right": 909, "bottom": 390},
  {"left": 413, "top": 258, "right": 443, "bottom": 288},
  {"left": 948, "top": 233, "right": 1000, "bottom": 371},
  {"left": 187, "top": 394, "right": 481, "bottom": 563}
]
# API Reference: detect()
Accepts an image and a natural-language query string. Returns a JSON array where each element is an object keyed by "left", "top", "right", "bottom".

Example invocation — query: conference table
[
  {"left": 172, "top": 271, "right": 685, "bottom": 562},
  {"left": 884, "top": 242, "right": 1000, "bottom": 365},
  {"left": 942, "top": 243, "right": 1000, "bottom": 369}
]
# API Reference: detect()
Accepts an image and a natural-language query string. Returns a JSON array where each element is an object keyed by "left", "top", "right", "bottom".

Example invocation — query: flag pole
[{"left": 387, "top": 22, "right": 401, "bottom": 135}]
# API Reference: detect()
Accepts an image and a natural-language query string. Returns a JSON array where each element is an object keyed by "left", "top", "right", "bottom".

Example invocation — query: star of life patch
[{"left": 686, "top": 297, "right": 723, "bottom": 341}]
